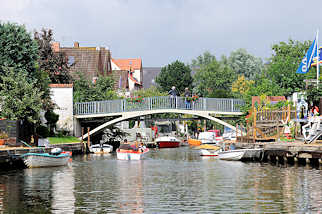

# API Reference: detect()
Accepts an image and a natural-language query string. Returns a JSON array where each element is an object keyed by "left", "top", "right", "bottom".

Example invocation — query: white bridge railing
[{"left": 74, "top": 96, "right": 244, "bottom": 115}]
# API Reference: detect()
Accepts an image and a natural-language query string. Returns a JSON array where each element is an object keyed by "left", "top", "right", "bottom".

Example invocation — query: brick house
[
  {"left": 111, "top": 58, "right": 143, "bottom": 93},
  {"left": 52, "top": 42, "right": 112, "bottom": 83}
]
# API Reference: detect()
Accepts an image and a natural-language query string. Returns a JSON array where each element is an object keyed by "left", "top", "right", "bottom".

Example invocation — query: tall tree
[
  {"left": 266, "top": 39, "right": 314, "bottom": 96},
  {"left": 155, "top": 60, "right": 193, "bottom": 94},
  {"left": 193, "top": 59, "right": 236, "bottom": 97},
  {"left": 34, "top": 29, "right": 72, "bottom": 83},
  {"left": 0, "top": 22, "right": 38, "bottom": 79},
  {"left": 228, "top": 48, "right": 263, "bottom": 80},
  {"left": 0, "top": 67, "right": 43, "bottom": 123},
  {"left": 191, "top": 51, "right": 216, "bottom": 67}
]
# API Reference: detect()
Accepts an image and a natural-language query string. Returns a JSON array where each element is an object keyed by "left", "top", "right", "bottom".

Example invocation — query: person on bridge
[
  {"left": 184, "top": 87, "right": 191, "bottom": 109},
  {"left": 168, "top": 86, "right": 177, "bottom": 108}
]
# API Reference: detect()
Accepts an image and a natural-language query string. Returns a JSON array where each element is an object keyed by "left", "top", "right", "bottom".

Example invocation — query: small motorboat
[
  {"left": 198, "top": 144, "right": 221, "bottom": 156},
  {"left": 187, "top": 138, "right": 202, "bottom": 146},
  {"left": 155, "top": 136, "right": 181, "bottom": 148},
  {"left": 218, "top": 149, "right": 245, "bottom": 161},
  {"left": 89, "top": 144, "right": 113, "bottom": 154},
  {"left": 21, "top": 148, "right": 71, "bottom": 168},
  {"left": 116, "top": 148, "right": 149, "bottom": 160}
]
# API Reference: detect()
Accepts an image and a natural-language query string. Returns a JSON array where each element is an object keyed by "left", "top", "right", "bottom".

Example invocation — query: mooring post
[
  {"left": 87, "top": 127, "right": 90, "bottom": 152},
  {"left": 81, "top": 127, "right": 84, "bottom": 152}
]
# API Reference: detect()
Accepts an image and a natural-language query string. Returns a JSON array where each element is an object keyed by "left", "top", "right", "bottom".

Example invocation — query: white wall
[{"left": 50, "top": 85, "right": 74, "bottom": 134}]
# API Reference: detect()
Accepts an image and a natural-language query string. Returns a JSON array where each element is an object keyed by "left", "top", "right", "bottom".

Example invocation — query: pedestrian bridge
[{"left": 74, "top": 96, "right": 245, "bottom": 139}]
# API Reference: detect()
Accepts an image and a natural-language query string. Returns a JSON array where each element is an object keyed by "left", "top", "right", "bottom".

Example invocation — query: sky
[{"left": 1, "top": 0, "right": 322, "bottom": 67}]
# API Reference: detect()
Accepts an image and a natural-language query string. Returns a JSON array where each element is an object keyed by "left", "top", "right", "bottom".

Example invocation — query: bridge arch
[{"left": 78, "top": 109, "right": 241, "bottom": 139}]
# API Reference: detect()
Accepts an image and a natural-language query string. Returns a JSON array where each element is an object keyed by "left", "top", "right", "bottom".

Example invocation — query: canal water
[{"left": 0, "top": 147, "right": 321, "bottom": 213}]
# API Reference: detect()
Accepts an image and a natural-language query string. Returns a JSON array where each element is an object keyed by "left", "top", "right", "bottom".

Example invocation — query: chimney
[
  {"left": 74, "top": 42, "right": 79, "bottom": 48},
  {"left": 51, "top": 42, "right": 60, "bottom": 52}
]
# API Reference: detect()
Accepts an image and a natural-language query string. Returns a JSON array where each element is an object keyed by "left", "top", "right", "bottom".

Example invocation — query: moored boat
[
  {"left": 21, "top": 148, "right": 71, "bottom": 168},
  {"left": 155, "top": 136, "right": 181, "bottom": 148},
  {"left": 89, "top": 144, "right": 113, "bottom": 154},
  {"left": 187, "top": 138, "right": 201, "bottom": 146},
  {"left": 198, "top": 144, "right": 221, "bottom": 156},
  {"left": 218, "top": 149, "right": 245, "bottom": 161},
  {"left": 116, "top": 148, "right": 149, "bottom": 160}
]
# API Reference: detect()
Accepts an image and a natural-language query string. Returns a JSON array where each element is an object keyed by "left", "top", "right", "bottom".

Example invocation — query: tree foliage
[
  {"left": 265, "top": 39, "right": 314, "bottom": 96},
  {"left": 193, "top": 59, "right": 236, "bottom": 97},
  {"left": 191, "top": 51, "right": 216, "bottom": 67},
  {"left": 34, "top": 29, "right": 72, "bottom": 83},
  {"left": 155, "top": 60, "right": 193, "bottom": 94},
  {"left": 73, "top": 73, "right": 118, "bottom": 103},
  {"left": 0, "top": 22, "right": 39, "bottom": 78},
  {"left": 228, "top": 48, "right": 263, "bottom": 80},
  {"left": 132, "top": 86, "right": 167, "bottom": 97},
  {"left": 0, "top": 67, "right": 43, "bottom": 123}
]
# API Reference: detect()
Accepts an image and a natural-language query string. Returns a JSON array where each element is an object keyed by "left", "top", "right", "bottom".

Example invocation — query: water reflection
[
  {"left": 0, "top": 147, "right": 320, "bottom": 213},
  {"left": 116, "top": 160, "right": 144, "bottom": 213},
  {"left": 24, "top": 165, "right": 76, "bottom": 213}
]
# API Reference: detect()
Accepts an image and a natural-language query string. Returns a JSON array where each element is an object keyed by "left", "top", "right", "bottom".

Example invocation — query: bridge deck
[{"left": 74, "top": 96, "right": 244, "bottom": 116}]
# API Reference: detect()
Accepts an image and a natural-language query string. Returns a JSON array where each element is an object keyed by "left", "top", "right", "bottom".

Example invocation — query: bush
[{"left": 36, "top": 125, "right": 50, "bottom": 138}]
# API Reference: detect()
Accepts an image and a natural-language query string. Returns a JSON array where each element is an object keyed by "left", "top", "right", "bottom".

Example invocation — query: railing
[{"left": 74, "top": 96, "right": 244, "bottom": 115}]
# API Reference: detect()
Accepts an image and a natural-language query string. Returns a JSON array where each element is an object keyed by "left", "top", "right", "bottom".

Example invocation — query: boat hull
[
  {"left": 156, "top": 136, "right": 181, "bottom": 148},
  {"left": 23, "top": 153, "right": 71, "bottom": 168},
  {"left": 218, "top": 150, "right": 245, "bottom": 161},
  {"left": 89, "top": 144, "right": 113, "bottom": 154},
  {"left": 187, "top": 138, "right": 201, "bottom": 146},
  {"left": 157, "top": 141, "right": 180, "bottom": 148},
  {"left": 116, "top": 148, "right": 149, "bottom": 160},
  {"left": 200, "top": 149, "right": 219, "bottom": 156}
]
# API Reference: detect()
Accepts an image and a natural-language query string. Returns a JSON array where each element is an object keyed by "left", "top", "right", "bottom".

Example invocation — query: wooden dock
[{"left": 233, "top": 141, "right": 322, "bottom": 166}]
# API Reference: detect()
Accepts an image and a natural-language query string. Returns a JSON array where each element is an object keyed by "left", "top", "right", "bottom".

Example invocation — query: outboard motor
[{"left": 50, "top": 148, "right": 62, "bottom": 155}]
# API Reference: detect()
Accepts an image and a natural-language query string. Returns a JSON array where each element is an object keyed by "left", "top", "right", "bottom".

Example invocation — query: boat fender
[{"left": 50, "top": 148, "right": 62, "bottom": 155}]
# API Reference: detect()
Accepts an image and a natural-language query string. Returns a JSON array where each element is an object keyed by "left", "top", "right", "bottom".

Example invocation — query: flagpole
[{"left": 317, "top": 29, "right": 319, "bottom": 89}]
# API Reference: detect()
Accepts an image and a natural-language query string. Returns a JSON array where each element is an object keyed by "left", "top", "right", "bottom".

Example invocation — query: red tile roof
[{"left": 112, "top": 58, "right": 142, "bottom": 71}]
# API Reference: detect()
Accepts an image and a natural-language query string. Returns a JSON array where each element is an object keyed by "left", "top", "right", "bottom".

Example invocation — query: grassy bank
[{"left": 48, "top": 136, "right": 81, "bottom": 144}]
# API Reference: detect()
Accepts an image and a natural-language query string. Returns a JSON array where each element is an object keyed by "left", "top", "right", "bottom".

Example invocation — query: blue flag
[{"left": 296, "top": 39, "right": 318, "bottom": 74}]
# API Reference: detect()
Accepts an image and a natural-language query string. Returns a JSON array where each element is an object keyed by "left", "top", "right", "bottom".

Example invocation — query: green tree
[
  {"left": 132, "top": 86, "right": 167, "bottom": 97},
  {"left": 228, "top": 48, "right": 263, "bottom": 80},
  {"left": 266, "top": 39, "right": 315, "bottom": 96},
  {"left": 0, "top": 22, "right": 38, "bottom": 79},
  {"left": 193, "top": 59, "right": 236, "bottom": 97},
  {"left": 155, "top": 60, "right": 193, "bottom": 94},
  {"left": 0, "top": 67, "right": 43, "bottom": 123},
  {"left": 34, "top": 29, "right": 72, "bottom": 83},
  {"left": 191, "top": 51, "right": 216, "bottom": 67},
  {"left": 73, "top": 73, "right": 117, "bottom": 103}
]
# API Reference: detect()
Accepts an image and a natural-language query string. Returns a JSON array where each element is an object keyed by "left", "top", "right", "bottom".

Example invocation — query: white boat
[
  {"left": 200, "top": 149, "right": 220, "bottom": 156},
  {"left": 21, "top": 148, "right": 71, "bottom": 168},
  {"left": 89, "top": 144, "right": 113, "bottom": 154},
  {"left": 198, "top": 131, "right": 223, "bottom": 144},
  {"left": 218, "top": 148, "right": 263, "bottom": 161},
  {"left": 116, "top": 148, "right": 149, "bottom": 160},
  {"left": 218, "top": 149, "right": 246, "bottom": 161}
]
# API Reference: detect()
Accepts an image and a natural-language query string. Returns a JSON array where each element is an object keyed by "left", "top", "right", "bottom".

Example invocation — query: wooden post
[
  {"left": 236, "top": 124, "right": 238, "bottom": 143},
  {"left": 287, "top": 104, "right": 291, "bottom": 122},
  {"left": 253, "top": 107, "right": 257, "bottom": 143},
  {"left": 87, "top": 127, "right": 90, "bottom": 151},
  {"left": 81, "top": 127, "right": 84, "bottom": 152}
]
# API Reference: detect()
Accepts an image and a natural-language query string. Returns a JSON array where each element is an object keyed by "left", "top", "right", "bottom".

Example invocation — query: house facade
[{"left": 111, "top": 58, "right": 143, "bottom": 93}]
